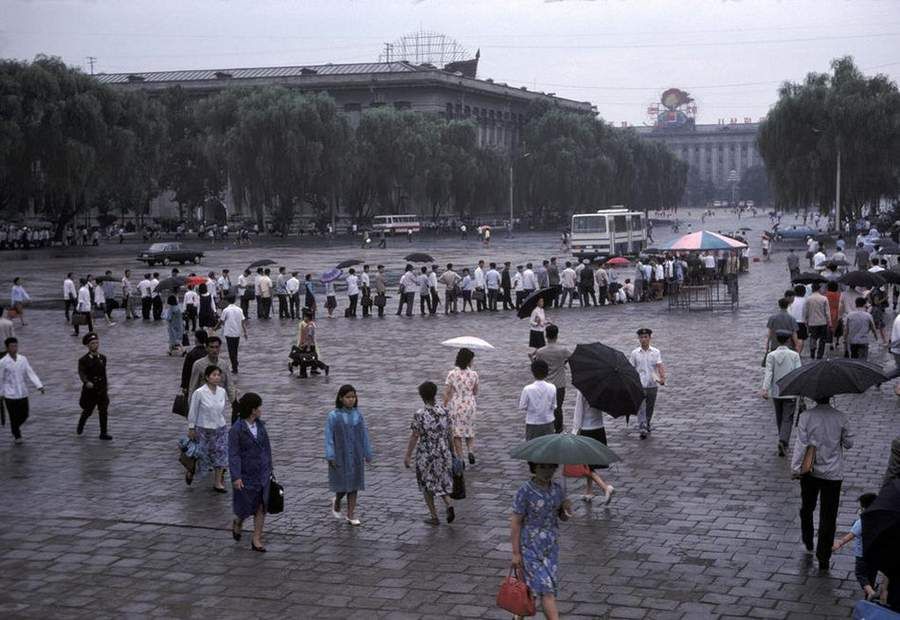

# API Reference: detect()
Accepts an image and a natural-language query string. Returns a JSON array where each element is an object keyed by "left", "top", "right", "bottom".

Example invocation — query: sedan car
[
  {"left": 137, "top": 242, "right": 203, "bottom": 266},
  {"left": 772, "top": 225, "right": 826, "bottom": 241}
]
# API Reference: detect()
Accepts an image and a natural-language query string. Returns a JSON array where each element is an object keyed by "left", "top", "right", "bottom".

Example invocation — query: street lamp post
[
  {"left": 812, "top": 127, "right": 842, "bottom": 233},
  {"left": 509, "top": 151, "right": 531, "bottom": 238}
]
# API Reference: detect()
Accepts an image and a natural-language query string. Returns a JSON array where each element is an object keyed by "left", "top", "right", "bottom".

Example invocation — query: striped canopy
[{"left": 659, "top": 230, "right": 747, "bottom": 251}]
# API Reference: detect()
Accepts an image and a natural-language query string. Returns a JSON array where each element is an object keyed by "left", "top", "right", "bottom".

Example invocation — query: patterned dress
[
  {"left": 410, "top": 405, "right": 454, "bottom": 496},
  {"left": 513, "top": 480, "right": 565, "bottom": 596},
  {"left": 445, "top": 367, "right": 478, "bottom": 438}
]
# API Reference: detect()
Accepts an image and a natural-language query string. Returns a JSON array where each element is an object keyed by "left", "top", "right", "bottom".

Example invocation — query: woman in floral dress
[
  {"left": 443, "top": 348, "right": 479, "bottom": 464},
  {"left": 510, "top": 462, "right": 572, "bottom": 620},
  {"left": 404, "top": 381, "right": 459, "bottom": 525}
]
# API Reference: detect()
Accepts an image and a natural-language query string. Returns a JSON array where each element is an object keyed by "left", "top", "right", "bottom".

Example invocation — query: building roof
[{"left": 635, "top": 122, "right": 759, "bottom": 138}]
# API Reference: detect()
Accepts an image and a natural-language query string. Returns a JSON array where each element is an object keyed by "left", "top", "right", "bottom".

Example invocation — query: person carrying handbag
[{"left": 228, "top": 392, "right": 274, "bottom": 552}]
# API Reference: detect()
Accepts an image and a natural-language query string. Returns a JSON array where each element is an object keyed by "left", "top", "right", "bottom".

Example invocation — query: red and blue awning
[{"left": 659, "top": 230, "right": 747, "bottom": 251}]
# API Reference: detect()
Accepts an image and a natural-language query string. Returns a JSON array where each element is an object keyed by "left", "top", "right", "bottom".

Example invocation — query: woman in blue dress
[
  {"left": 325, "top": 384, "right": 372, "bottom": 526},
  {"left": 228, "top": 392, "right": 273, "bottom": 552},
  {"left": 510, "top": 462, "right": 572, "bottom": 620}
]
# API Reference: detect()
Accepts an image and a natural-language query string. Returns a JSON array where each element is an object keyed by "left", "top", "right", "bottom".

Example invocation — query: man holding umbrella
[{"left": 629, "top": 328, "right": 666, "bottom": 440}]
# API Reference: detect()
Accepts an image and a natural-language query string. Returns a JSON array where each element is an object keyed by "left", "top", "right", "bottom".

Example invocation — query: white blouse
[
  {"left": 572, "top": 389, "right": 604, "bottom": 432},
  {"left": 529, "top": 306, "right": 546, "bottom": 331},
  {"left": 188, "top": 384, "right": 227, "bottom": 430}
]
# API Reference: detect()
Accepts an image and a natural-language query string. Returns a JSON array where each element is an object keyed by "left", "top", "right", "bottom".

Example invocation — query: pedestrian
[
  {"left": 460, "top": 268, "right": 475, "bottom": 312},
  {"left": 761, "top": 331, "right": 802, "bottom": 456},
  {"left": 501, "top": 261, "right": 514, "bottom": 311},
  {"left": 578, "top": 261, "right": 596, "bottom": 307},
  {"left": 532, "top": 324, "right": 571, "bottom": 434},
  {"left": 324, "top": 277, "right": 337, "bottom": 319},
  {"left": 0, "top": 306, "right": 14, "bottom": 351},
  {"left": 238, "top": 269, "right": 253, "bottom": 318},
  {"left": 138, "top": 273, "right": 153, "bottom": 320},
  {"left": 825, "top": 281, "right": 842, "bottom": 350},
  {"left": 474, "top": 260, "right": 486, "bottom": 312},
  {"left": 258, "top": 268, "right": 273, "bottom": 319},
  {"left": 519, "top": 359, "right": 557, "bottom": 440},
  {"left": 547, "top": 257, "right": 561, "bottom": 308},
  {"left": 101, "top": 271, "right": 118, "bottom": 322},
  {"left": 629, "top": 328, "right": 666, "bottom": 440},
  {"left": 428, "top": 264, "right": 440, "bottom": 315},
  {"left": 217, "top": 269, "right": 232, "bottom": 302},
  {"left": 75, "top": 332, "right": 112, "bottom": 440},
  {"left": 844, "top": 297, "right": 878, "bottom": 359},
  {"left": 360, "top": 265, "right": 372, "bottom": 318},
  {"left": 217, "top": 297, "right": 247, "bottom": 374},
  {"left": 229, "top": 392, "right": 273, "bottom": 552},
  {"left": 513, "top": 265, "right": 526, "bottom": 308},
  {"left": 187, "top": 365, "right": 229, "bottom": 492},
  {"left": 397, "top": 264, "right": 417, "bottom": 317},
  {"left": 304, "top": 273, "right": 317, "bottom": 316},
  {"left": 528, "top": 297, "right": 548, "bottom": 353},
  {"left": 417, "top": 266, "right": 431, "bottom": 316},
  {"left": 63, "top": 273, "right": 77, "bottom": 323},
  {"left": 571, "top": 388, "right": 615, "bottom": 503},
  {"left": 121, "top": 269, "right": 137, "bottom": 320},
  {"left": 443, "top": 348, "right": 479, "bottom": 464},
  {"left": 868, "top": 285, "right": 889, "bottom": 344},
  {"left": 594, "top": 262, "right": 609, "bottom": 305},
  {"left": 325, "top": 384, "right": 373, "bottom": 526},
  {"left": 804, "top": 284, "right": 831, "bottom": 359},
  {"left": 187, "top": 337, "right": 237, "bottom": 409},
  {"left": 560, "top": 261, "right": 577, "bottom": 308},
  {"left": 404, "top": 381, "right": 458, "bottom": 526},
  {"left": 786, "top": 248, "right": 800, "bottom": 281},
  {"left": 438, "top": 263, "right": 460, "bottom": 314},
  {"left": 510, "top": 461, "right": 571, "bottom": 620},
  {"left": 10, "top": 277, "right": 30, "bottom": 326},
  {"left": 181, "top": 330, "right": 208, "bottom": 395},
  {"left": 831, "top": 492, "right": 880, "bottom": 600},
  {"left": 163, "top": 295, "right": 184, "bottom": 356},
  {"left": 791, "top": 395, "right": 853, "bottom": 571},
  {"left": 346, "top": 268, "right": 359, "bottom": 317},
  {"left": 374, "top": 265, "right": 387, "bottom": 318},
  {"left": 522, "top": 262, "right": 537, "bottom": 299},
  {"left": 0, "top": 337, "right": 43, "bottom": 443},
  {"left": 275, "top": 266, "right": 289, "bottom": 319},
  {"left": 150, "top": 273, "right": 162, "bottom": 320},
  {"left": 91, "top": 276, "right": 115, "bottom": 327},
  {"left": 183, "top": 284, "right": 199, "bottom": 333},
  {"left": 198, "top": 283, "right": 217, "bottom": 332},
  {"left": 789, "top": 285, "right": 808, "bottom": 355},
  {"left": 291, "top": 309, "right": 329, "bottom": 377},
  {"left": 486, "top": 262, "right": 501, "bottom": 312},
  {"left": 72, "top": 277, "right": 94, "bottom": 336}
]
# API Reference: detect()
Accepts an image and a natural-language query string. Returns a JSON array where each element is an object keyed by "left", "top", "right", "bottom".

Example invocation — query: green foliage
[{"left": 758, "top": 56, "right": 900, "bottom": 219}]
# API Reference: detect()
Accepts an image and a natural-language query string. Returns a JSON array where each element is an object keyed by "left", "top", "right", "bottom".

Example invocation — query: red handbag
[
  {"left": 563, "top": 464, "right": 591, "bottom": 478},
  {"left": 496, "top": 567, "right": 536, "bottom": 616}
]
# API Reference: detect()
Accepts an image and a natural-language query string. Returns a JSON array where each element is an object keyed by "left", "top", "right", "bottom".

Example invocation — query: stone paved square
[{"left": 0, "top": 211, "right": 895, "bottom": 618}]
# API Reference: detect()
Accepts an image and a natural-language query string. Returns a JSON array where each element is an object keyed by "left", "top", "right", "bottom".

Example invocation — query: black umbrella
[
  {"left": 831, "top": 258, "right": 850, "bottom": 267},
  {"left": 862, "top": 479, "right": 900, "bottom": 576},
  {"left": 336, "top": 259, "right": 364, "bottom": 269},
  {"left": 839, "top": 270, "right": 886, "bottom": 288},
  {"left": 404, "top": 253, "right": 435, "bottom": 263},
  {"left": 776, "top": 358, "right": 888, "bottom": 400},
  {"left": 568, "top": 342, "right": 644, "bottom": 419},
  {"left": 874, "top": 238, "right": 900, "bottom": 254},
  {"left": 877, "top": 270, "right": 900, "bottom": 285},
  {"left": 247, "top": 259, "right": 277, "bottom": 269},
  {"left": 155, "top": 276, "right": 186, "bottom": 291},
  {"left": 791, "top": 272, "right": 827, "bottom": 285},
  {"left": 516, "top": 287, "right": 558, "bottom": 319},
  {"left": 95, "top": 274, "right": 117, "bottom": 283}
]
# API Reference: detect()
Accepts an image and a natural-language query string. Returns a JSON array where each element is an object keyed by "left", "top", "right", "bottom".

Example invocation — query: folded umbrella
[
  {"left": 839, "top": 270, "right": 885, "bottom": 288},
  {"left": 155, "top": 276, "right": 187, "bottom": 291},
  {"left": 404, "top": 253, "right": 435, "bottom": 263},
  {"left": 509, "top": 433, "right": 621, "bottom": 466},
  {"left": 336, "top": 259, "right": 364, "bottom": 269},
  {"left": 776, "top": 358, "right": 888, "bottom": 400},
  {"left": 441, "top": 336, "right": 495, "bottom": 351},
  {"left": 247, "top": 259, "right": 277, "bottom": 269},
  {"left": 320, "top": 268, "right": 343, "bottom": 284},
  {"left": 517, "top": 287, "right": 558, "bottom": 319},
  {"left": 862, "top": 478, "right": 900, "bottom": 576},
  {"left": 95, "top": 274, "right": 117, "bottom": 283},
  {"left": 791, "top": 272, "right": 827, "bottom": 285},
  {"left": 568, "top": 342, "right": 645, "bottom": 419}
]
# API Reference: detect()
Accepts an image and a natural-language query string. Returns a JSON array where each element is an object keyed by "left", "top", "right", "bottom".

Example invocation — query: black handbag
[
  {"left": 268, "top": 475, "right": 284, "bottom": 514},
  {"left": 172, "top": 393, "right": 187, "bottom": 417},
  {"left": 450, "top": 471, "right": 466, "bottom": 500}
]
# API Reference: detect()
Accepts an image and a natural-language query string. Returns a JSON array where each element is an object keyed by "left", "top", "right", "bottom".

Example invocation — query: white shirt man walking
[
  {"left": 0, "top": 337, "right": 44, "bottom": 444},
  {"left": 216, "top": 299, "right": 247, "bottom": 374},
  {"left": 629, "top": 328, "right": 666, "bottom": 439}
]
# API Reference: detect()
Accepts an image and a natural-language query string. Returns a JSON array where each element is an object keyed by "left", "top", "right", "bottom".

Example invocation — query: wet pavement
[{"left": 0, "top": 212, "right": 895, "bottom": 619}]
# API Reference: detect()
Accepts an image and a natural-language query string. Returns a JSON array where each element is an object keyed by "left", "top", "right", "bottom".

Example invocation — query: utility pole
[
  {"left": 86, "top": 56, "right": 97, "bottom": 75},
  {"left": 835, "top": 144, "right": 842, "bottom": 233}
]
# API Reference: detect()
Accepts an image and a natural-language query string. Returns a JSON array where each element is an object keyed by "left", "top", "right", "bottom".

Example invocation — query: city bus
[
  {"left": 569, "top": 207, "right": 647, "bottom": 259},
  {"left": 372, "top": 214, "right": 421, "bottom": 235}
]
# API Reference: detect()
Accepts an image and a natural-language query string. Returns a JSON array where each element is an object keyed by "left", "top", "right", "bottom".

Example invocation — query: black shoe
[
  {"left": 251, "top": 542, "right": 267, "bottom": 553},
  {"left": 213, "top": 486, "right": 227, "bottom": 494},
  {"left": 324, "top": 365, "right": 330, "bottom": 376},
  {"left": 76, "top": 416, "right": 87, "bottom": 435},
  {"left": 99, "top": 434, "right": 113, "bottom": 441},
  {"left": 232, "top": 519, "right": 242, "bottom": 541},
  {"left": 446, "top": 506, "right": 455, "bottom": 524},
  {"left": 468, "top": 453, "right": 475, "bottom": 465},
  {"left": 777, "top": 441, "right": 785, "bottom": 457}
]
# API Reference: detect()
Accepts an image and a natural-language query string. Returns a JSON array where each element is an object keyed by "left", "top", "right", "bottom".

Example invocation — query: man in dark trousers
[
  {"left": 77, "top": 332, "right": 112, "bottom": 440},
  {"left": 180, "top": 330, "right": 209, "bottom": 395},
  {"left": 501, "top": 261, "right": 513, "bottom": 311}
]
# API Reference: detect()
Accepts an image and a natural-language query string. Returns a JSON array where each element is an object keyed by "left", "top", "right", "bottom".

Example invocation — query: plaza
[{"left": 0, "top": 211, "right": 894, "bottom": 619}]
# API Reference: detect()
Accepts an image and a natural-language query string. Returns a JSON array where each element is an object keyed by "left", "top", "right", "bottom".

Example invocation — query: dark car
[
  {"left": 772, "top": 225, "right": 825, "bottom": 241},
  {"left": 137, "top": 242, "right": 203, "bottom": 266}
]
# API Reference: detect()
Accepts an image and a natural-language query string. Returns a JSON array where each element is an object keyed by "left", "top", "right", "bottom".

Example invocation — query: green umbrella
[{"left": 508, "top": 434, "right": 622, "bottom": 466}]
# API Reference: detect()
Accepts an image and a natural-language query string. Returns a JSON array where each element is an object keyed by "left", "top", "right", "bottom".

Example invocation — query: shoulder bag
[
  {"left": 496, "top": 567, "right": 536, "bottom": 616},
  {"left": 172, "top": 393, "right": 187, "bottom": 417}
]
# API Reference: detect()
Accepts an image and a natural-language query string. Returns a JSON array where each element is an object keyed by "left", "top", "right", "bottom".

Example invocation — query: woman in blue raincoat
[{"left": 325, "top": 384, "right": 372, "bottom": 527}]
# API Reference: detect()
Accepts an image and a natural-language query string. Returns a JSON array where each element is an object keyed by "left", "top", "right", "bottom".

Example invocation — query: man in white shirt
[
  {"left": 138, "top": 273, "right": 153, "bottom": 320},
  {"left": 72, "top": 277, "right": 94, "bottom": 336},
  {"left": 519, "top": 359, "right": 557, "bottom": 440},
  {"left": 286, "top": 271, "right": 301, "bottom": 320},
  {"left": 485, "top": 262, "right": 501, "bottom": 312},
  {"left": 346, "top": 268, "right": 360, "bottom": 317},
  {"left": 121, "top": 269, "right": 137, "bottom": 320},
  {"left": 216, "top": 300, "right": 247, "bottom": 374},
  {"left": 460, "top": 268, "right": 474, "bottom": 312},
  {"left": 522, "top": 263, "right": 538, "bottom": 296},
  {"left": 812, "top": 248, "right": 827, "bottom": 271},
  {"left": 206, "top": 272, "right": 219, "bottom": 300},
  {"left": 258, "top": 269, "right": 273, "bottom": 319},
  {"left": 427, "top": 265, "right": 440, "bottom": 316},
  {"left": 217, "top": 269, "right": 232, "bottom": 302},
  {"left": 560, "top": 261, "right": 577, "bottom": 308},
  {"left": 0, "top": 337, "right": 44, "bottom": 443},
  {"left": 473, "top": 260, "right": 486, "bottom": 312},
  {"left": 629, "top": 328, "right": 666, "bottom": 440},
  {"left": 594, "top": 264, "right": 609, "bottom": 305},
  {"left": 398, "top": 265, "right": 418, "bottom": 317},
  {"left": 150, "top": 272, "right": 162, "bottom": 320},
  {"left": 789, "top": 285, "right": 808, "bottom": 354},
  {"left": 183, "top": 285, "right": 200, "bottom": 332},
  {"left": 275, "top": 266, "right": 290, "bottom": 319},
  {"left": 513, "top": 265, "right": 526, "bottom": 308},
  {"left": 63, "top": 272, "right": 77, "bottom": 322}
]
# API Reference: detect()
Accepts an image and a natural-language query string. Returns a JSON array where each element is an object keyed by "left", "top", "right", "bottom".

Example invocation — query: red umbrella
[
  {"left": 186, "top": 276, "right": 206, "bottom": 286},
  {"left": 605, "top": 257, "right": 631, "bottom": 267}
]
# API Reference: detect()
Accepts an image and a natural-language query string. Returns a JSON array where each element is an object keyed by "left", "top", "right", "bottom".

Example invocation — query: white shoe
[
  {"left": 346, "top": 518, "right": 361, "bottom": 526},
  {"left": 331, "top": 510, "right": 343, "bottom": 519},
  {"left": 604, "top": 486, "right": 615, "bottom": 504},
  {"left": 14, "top": 437, "right": 23, "bottom": 445}
]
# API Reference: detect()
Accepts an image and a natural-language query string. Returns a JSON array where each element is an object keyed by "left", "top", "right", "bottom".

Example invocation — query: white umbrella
[{"left": 441, "top": 336, "right": 495, "bottom": 351}]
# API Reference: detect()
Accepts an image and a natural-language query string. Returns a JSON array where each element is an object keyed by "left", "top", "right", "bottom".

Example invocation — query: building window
[
  {"left": 464, "top": 105, "right": 470, "bottom": 116},
  {"left": 445, "top": 103, "right": 453, "bottom": 117}
]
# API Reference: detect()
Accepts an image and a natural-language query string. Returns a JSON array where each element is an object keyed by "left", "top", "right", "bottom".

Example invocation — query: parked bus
[
  {"left": 569, "top": 207, "right": 647, "bottom": 259},
  {"left": 372, "top": 214, "right": 421, "bottom": 235}
]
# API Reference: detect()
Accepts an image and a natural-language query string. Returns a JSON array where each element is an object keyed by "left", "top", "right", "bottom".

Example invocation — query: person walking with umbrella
[
  {"left": 761, "top": 331, "right": 802, "bottom": 456},
  {"left": 443, "top": 348, "right": 479, "bottom": 464},
  {"left": 528, "top": 297, "right": 548, "bottom": 353},
  {"left": 629, "top": 328, "right": 666, "bottom": 440},
  {"left": 571, "top": 390, "right": 615, "bottom": 503}
]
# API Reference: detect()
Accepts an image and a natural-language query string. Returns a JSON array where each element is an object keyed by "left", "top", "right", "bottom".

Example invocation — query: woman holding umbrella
[
  {"left": 529, "top": 297, "right": 548, "bottom": 353},
  {"left": 571, "top": 390, "right": 615, "bottom": 503},
  {"left": 443, "top": 348, "right": 479, "bottom": 465}
]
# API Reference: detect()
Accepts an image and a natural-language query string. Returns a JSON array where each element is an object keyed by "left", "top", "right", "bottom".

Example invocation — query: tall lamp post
[
  {"left": 508, "top": 151, "right": 531, "bottom": 238},
  {"left": 812, "top": 127, "right": 842, "bottom": 233}
]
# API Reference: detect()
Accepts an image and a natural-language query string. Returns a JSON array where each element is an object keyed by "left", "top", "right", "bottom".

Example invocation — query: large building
[{"left": 633, "top": 87, "right": 761, "bottom": 189}]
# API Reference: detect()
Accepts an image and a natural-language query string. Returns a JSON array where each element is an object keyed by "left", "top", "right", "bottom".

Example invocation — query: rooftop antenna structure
[{"left": 379, "top": 31, "right": 468, "bottom": 66}]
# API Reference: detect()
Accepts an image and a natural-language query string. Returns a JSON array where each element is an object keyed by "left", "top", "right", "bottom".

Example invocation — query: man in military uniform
[{"left": 77, "top": 333, "right": 112, "bottom": 440}]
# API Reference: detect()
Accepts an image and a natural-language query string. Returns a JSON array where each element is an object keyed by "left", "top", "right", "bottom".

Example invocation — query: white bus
[
  {"left": 372, "top": 214, "right": 421, "bottom": 235},
  {"left": 570, "top": 207, "right": 647, "bottom": 259}
]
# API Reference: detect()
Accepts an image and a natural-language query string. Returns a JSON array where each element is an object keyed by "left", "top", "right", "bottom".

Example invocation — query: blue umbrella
[{"left": 320, "top": 268, "right": 343, "bottom": 284}]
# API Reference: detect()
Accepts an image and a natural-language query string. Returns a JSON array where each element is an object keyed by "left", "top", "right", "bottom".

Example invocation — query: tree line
[
  {"left": 0, "top": 55, "right": 687, "bottom": 237},
  {"left": 758, "top": 56, "right": 900, "bottom": 221}
]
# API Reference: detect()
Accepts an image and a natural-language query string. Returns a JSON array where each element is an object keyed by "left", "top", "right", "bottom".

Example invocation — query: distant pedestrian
[
  {"left": 304, "top": 273, "right": 317, "bottom": 315},
  {"left": 163, "top": 295, "right": 184, "bottom": 355},
  {"left": 325, "top": 384, "right": 373, "bottom": 526},
  {"left": 63, "top": 273, "right": 77, "bottom": 323},
  {"left": 532, "top": 325, "right": 571, "bottom": 434},
  {"left": 844, "top": 297, "right": 877, "bottom": 359},
  {"left": 216, "top": 298, "right": 247, "bottom": 374},
  {"left": 761, "top": 331, "right": 801, "bottom": 456},
  {"left": 198, "top": 283, "right": 217, "bottom": 332},
  {"left": 229, "top": 392, "right": 273, "bottom": 552},
  {"left": 10, "top": 277, "right": 30, "bottom": 326},
  {"left": 76, "top": 332, "right": 112, "bottom": 440},
  {"left": 629, "top": 328, "right": 666, "bottom": 440},
  {"left": 72, "top": 277, "right": 94, "bottom": 336},
  {"left": 324, "top": 278, "right": 337, "bottom": 318},
  {"left": 0, "top": 337, "right": 44, "bottom": 444}
]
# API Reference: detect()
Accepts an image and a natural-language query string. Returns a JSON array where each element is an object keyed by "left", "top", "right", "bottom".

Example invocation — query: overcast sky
[{"left": 3, "top": 0, "right": 899, "bottom": 125}]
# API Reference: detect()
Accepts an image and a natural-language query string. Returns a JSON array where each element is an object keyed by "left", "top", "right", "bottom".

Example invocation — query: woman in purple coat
[{"left": 228, "top": 392, "right": 273, "bottom": 552}]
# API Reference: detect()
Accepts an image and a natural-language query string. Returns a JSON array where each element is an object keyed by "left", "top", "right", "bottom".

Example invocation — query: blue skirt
[{"left": 233, "top": 482, "right": 269, "bottom": 520}]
